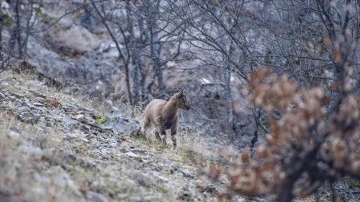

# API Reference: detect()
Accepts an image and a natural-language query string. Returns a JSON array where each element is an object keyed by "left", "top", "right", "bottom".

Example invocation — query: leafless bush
[
  {"left": 216, "top": 68, "right": 360, "bottom": 201},
  {"left": 0, "top": 50, "right": 17, "bottom": 73}
]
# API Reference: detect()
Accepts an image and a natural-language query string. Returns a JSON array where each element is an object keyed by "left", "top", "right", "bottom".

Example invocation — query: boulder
[
  {"left": 101, "top": 110, "right": 141, "bottom": 136},
  {"left": 48, "top": 17, "right": 101, "bottom": 54}
]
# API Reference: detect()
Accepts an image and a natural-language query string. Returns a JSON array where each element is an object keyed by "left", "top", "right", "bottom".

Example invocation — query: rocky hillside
[{"left": 0, "top": 68, "right": 243, "bottom": 202}]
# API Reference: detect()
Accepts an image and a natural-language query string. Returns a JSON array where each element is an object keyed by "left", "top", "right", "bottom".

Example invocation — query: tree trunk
[
  {"left": 277, "top": 178, "right": 294, "bottom": 202},
  {"left": 0, "top": 0, "right": 2, "bottom": 55},
  {"left": 90, "top": 0, "right": 133, "bottom": 105},
  {"left": 137, "top": 15, "right": 147, "bottom": 101},
  {"left": 9, "top": 0, "right": 22, "bottom": 58},
  {"left": 126, "top": 0, "right": 141, "bottom": 103},
  {"left": 147, "top": 1, "right": 165, "bottom": 97},
  {"left": 152, "top": 45, "right": 165, "bottom": 95}
]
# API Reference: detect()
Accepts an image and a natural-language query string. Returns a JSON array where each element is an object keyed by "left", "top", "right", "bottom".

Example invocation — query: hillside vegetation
[
  {"left": 1, "top": 0, "right": 360, "bottom": 201},
  {"left": 0, "top": 69, "right": 241, "bottom": 202}
]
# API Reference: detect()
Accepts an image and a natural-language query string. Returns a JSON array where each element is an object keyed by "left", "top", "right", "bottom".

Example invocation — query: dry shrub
[{"left": 223, "top": 69, "right": 360, "bottom": 201}]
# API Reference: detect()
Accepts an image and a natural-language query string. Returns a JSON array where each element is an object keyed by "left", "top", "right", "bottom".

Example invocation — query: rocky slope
[{"left": 0, "top": 69, "right": 241, "bottom": 202}]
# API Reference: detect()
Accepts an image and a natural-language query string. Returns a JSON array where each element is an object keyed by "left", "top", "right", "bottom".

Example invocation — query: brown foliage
[
  {"left": 225, "top": 69, "right": 360, "bottom": 201},
  {"left": 46, "top": 98, "right": 61, "bottom": 108}
]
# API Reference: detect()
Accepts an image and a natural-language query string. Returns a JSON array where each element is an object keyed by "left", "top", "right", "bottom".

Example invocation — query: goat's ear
[{"left": 178, "top": 90, "right": 184, "bottom": 97}]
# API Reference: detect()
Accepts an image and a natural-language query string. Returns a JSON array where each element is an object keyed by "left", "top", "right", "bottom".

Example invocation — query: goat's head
[{"left": 175, "top": 90, "right": 191, "bottom": 110}]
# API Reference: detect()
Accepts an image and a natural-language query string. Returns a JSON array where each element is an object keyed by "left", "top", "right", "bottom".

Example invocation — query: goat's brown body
[
  {"left": 143, "top": 99, "right": 179, "bottom": 130},
  {"left": 142, "top": 91, "right": 190, "bottom": 148}
]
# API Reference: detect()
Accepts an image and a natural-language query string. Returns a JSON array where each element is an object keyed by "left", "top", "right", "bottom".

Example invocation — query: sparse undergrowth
[{"left": 0, "top": 70, "right": 241, "bottom": 202}]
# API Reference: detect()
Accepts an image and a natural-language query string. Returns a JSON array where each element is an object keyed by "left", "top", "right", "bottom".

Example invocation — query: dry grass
[
  {"left": 0, "top": 111, "right": 83, "bottom": 202},
  {"left": 1, "top": 69, "right": 325, "bottom": 202},
  {"left": 0, "top": 70, "right": 242, "bottom": 202}
]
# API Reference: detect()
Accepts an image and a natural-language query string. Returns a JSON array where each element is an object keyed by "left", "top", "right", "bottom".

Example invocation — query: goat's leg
[
  {"left": 141, "top": 117, "right": 151, "bottom": 137},
  {"left": 171, "top": 125, "right": 178, "bottom": 148},
  {"left": 160, "top": 130, "right": 167, "bottom": 145},
  {"left": 171, "top": 132, "right": 177, "bottom": 148},
  {"left": 155, "top": 131, "right": 161, "bottom": 141}
]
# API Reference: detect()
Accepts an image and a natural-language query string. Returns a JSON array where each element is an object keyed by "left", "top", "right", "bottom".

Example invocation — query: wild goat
[{"left": 142, "top": 90, "right": 190, "bottom": 148}]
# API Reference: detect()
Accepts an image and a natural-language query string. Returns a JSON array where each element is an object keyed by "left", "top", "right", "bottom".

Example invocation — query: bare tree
[
  {"left": 138, "top": 0, "right": 189, "bottom": 98},
  {"left": 22, "top": 0, "right": 43, "bottom": 57},
  {"left": 4, "top": 0, "right": 56, "bottom": 59},
  {"left": 85, "top": 0, "right": 189, "bottom": 104},
  {"left": 165, "top": 0, "right": 257, "bottom": 139},
  {"left": 0, "top": 0, "right": 3, "bottom": 54},
  {"left": 8, "top": 0, "right": 22, "bottom": 58},
  {"left": 175, "top": 0, "right": 360, "bottom": 201},
  {"left": 89, "top": 0, "right": 133, "bottom": 104},
  {"left": 165, "top": 0, "right": 360, "bottom": 142},
  {"left": 125, "top": 0, "right": 143, "bottom": 102},
  {"left": 221, "top": 68, "right": 360, "bottom": 202}
]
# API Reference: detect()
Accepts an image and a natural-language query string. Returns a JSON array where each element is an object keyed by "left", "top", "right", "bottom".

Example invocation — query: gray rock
[
  {"left": 73, "top": 114, "right": 85, "bottom": 120},
  {"left": 52, "top": 166, "right": 82, "bottom": 196},
  {"left": 8, "top": 131, "right": 20, "bottom": 139},
  {"left": 333, "top": 179, "right": 360, "bottom": 202},
  {"left": 0, "top": 195, "right": 23, "bottom": 202},
  {"left": 200, "top": 184, "right": 218, "bottom": 195},
  {"left": 151, "top": 171, "right": 170, "bottom": 183},
  {"left": 21, "top": 97, "right": 34, "bottom": 108},
  {"left": 33, "top": 172, "right": 52, "bottom": 185},
  {"left": 101, "top": 110, "right": 141, "bottom": 136},
  {"left": 129, "top": 147, "right": 147, "bottom": 154},
  {"left": 26, "top": 35, "right": 117, "bottom": 96},
  {"left": 62, "top": 103, "right": 77, "bottom": 110},
  {"left": 108, "top": 139, "right": 118, "bottom": 147},
  {"left": 178, "top": 189, "right": 193, "bottom": 201},
  {"left": 17, "top": 111, "right": 40, "bottom": 124},
  {"left": 125, "top": 151, "right": 141, "bottom": 159},
  {"left": 116, "top": 193, "right": 128, "bottom": 199},
  {"left": 50, "top": 25, "right": 101, "bottom": 53},
  {"left": 180, "top": 168, "right": 195, "bottom": 179},
  {"left": 18, "top": 145, "right": 43, "bottom": 158},
  {"left": 99, "top": 148, "right": 110, "bottom": 157},
  {"left": 86, "top": 191, "right": 109, "bottom": 202},
  {"left": 17, "top": 106, "right": 30, "bottom": 112},
  {"left": 33, "top": 102, "right": 44, "bottom": 107},
  {"left": 60, "top": 116, "right": 78, "bottom": 128}
]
